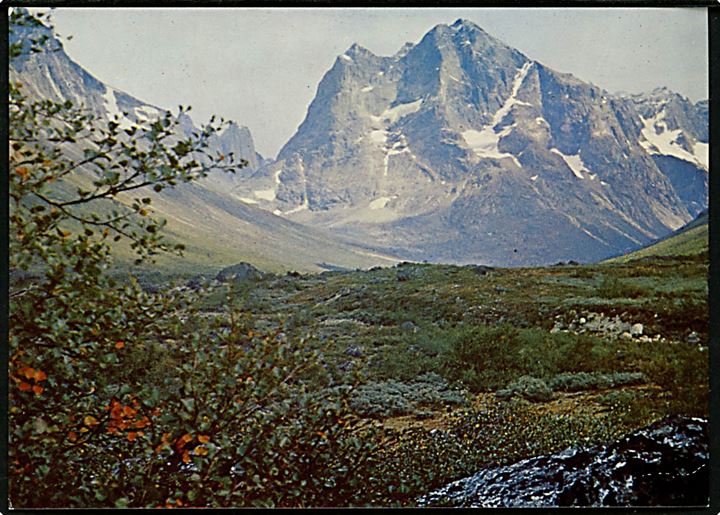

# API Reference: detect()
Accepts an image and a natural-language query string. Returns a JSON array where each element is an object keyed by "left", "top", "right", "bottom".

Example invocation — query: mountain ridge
[
  {"left": 236, "top": 18, "right": 708, "bottom": 266},
  {"left": 11, "top": 14, "right": 708, "bottom": 268},
  {"left": 9, "top": 13, "right": 401, "bottom": 272}
]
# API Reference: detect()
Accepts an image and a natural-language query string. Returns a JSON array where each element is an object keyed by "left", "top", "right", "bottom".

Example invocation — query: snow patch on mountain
[
  {"left": 254, "top": 189, "right": 276, "bottom": 201},
  {"left": 692, "top": 142, "right": 709, "bottom": 170},
  {"left": 369, "top": 196, "right": 394, "bottom": 210},
  {"left": 283, "top": 199, "right": 309, "bottom": 215},
  {"left": 370, "top": 130, "right": 388, "bottom": 145},
  {"left": 368, "top": 102, "right": 422, "bottom": 177},
  {"left": 102, "top": 86, "right": 132, "bottom": 129},
  {"left": 460, "top": 62, "right": 533, "bottom": 168},
  {"left": 550, "top": 148, "right": 591, "bottom": 179},
  {"left": 462, "top": 127, "right": 520, "bottom": 167},
  {"left": 134, "top": 105, "right": 161, "bottom": 122},
  {"left": 371, "top": 99, "right": 424, "bottom": 125},
  {"left": 43, "top": 67, "right": 63, "bottom": 99},
  {"left": 639, "top": 111, "right": 706, "bottom": 169}
]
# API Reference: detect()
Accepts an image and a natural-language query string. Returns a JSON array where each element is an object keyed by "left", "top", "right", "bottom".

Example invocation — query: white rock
[{"left": 631, "top": 323, "right": 644, "bottom": 336}]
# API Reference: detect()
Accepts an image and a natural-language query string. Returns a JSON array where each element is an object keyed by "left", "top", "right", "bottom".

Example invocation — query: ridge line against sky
[{"left": 44, "top": 7, "right": 708, "bottom": 159}]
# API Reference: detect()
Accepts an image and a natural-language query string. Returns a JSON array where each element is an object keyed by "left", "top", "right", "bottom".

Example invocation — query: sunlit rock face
[
  {"left": 239, "top": 19, "right": 707, "bottom": 266},
  {"left": 417, "top": 416, "right": 709, "bottom": 507}
]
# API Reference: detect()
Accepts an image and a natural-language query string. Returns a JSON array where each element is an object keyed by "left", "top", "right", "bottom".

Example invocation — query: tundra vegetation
[{"left": 9, "top": 10, "right": 708, "bottom": 508}]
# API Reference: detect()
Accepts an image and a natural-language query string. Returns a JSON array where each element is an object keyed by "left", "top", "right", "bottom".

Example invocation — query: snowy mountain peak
[
  {"left": 239, "top": 20, "right": 706, "bottom": 266},
  {"left": 451, "top": 18, "right": 485, "bottom": 33}
]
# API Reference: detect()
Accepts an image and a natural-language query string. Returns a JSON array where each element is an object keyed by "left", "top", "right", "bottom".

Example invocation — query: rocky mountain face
[
  {"left": 12, "top": 15, "right": 708, "bottom": 267},
  {"left": 239, "top": 19, "right": 708, "bottom": 265},
  {"left": 9, "top": 14, "right": 400, "bottom": 272},
  {"left": 9, "top": 22, "right": 262, "bottom": 177}
]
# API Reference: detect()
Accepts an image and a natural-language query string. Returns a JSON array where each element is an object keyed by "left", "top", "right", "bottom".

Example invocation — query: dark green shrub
[
  {"left": 549, "top": 371, "right": 646, "bottom": 392},
  {"left": 350, "top": 373, "right": 467, "bottom": 418},
  {"left": 595, "top": 276, "right": 645, "bottom": 298},
  {"left": 638, "top": 342, "right": 708, "bottom": 417},
  {"left": 496, "top": 376, "right": 554, "bottom": 402}
]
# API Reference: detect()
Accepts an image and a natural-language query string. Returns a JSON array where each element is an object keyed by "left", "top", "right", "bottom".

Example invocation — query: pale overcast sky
[{"left": 46, "top": 7, "right": 708, "bottom": 159}]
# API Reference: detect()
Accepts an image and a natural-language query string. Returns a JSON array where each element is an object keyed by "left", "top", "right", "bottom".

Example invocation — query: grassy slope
[{"left": 605, "top": 212, "right": 708, "bottom": 264}]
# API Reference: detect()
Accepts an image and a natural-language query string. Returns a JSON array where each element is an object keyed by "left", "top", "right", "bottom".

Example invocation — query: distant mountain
[
  {"left": 9, "top": 13, "right": 400, "bottom": 273},
  {"left": 238, "top": 19, "right": 708, "bottom": 266}
]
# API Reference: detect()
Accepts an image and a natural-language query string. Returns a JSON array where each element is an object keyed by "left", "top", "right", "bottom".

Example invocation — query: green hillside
[{"left": 605, "top": 211, "right": 708, "bottom": 264}]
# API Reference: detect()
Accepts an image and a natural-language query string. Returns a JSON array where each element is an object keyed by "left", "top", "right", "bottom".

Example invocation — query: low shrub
[
  {"left": 638, "top": 341, "right": 709, "bottom": 417},
  {"left": 595, "top": 276, "right": 645, "bottom": 299},
  {"left": 440, "top": 324, "right": 609, "bottom": 392},
  {"left": 496, "top": 376, "right": 554, "bottom": 402},
  {"left": 549, "top": 371, "right": 646, "bottom": 392},
  {"left": 350, "top": 373, "right": 467, "bottom": 418}
]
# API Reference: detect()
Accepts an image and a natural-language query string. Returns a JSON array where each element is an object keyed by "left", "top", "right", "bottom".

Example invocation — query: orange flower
[
  {"left": 197, "top": 435, "right": 210, "bottom": 444},
  {"left": 32, "top": 385, "right": 43, "bottom": 396},
  {"left": 115, "top": 341, "right": 125, "bottom": 350},
  {"left": 127, "top": 431, "right": 137, "bottom": 442},
  {"left": 18, "top": 382, "right": 31, "bottom": 392},
  {"left": 181, "top": 451, "right": 191, "bottom": 464},
  {"left": 67, "top": 431, "right": 78, "bottom": 442},
  {"left": 33, "top": 370, "right": 47, "bottom": 382},
  {"left": 193, "top": 445, "right": 208, "bottom": 456}
]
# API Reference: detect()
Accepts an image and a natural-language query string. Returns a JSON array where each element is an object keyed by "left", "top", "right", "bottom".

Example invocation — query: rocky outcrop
[
  {"left": 417, "top": 415, "right": 708, "bottom": 507},
  {"left": 215, "top": 262, "right": 265, "bottom": 282}
]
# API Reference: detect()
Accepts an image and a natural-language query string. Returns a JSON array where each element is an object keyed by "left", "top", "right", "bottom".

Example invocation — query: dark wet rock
[
  {"left": 417, "top": 416, "right": 708, "bottom": 507},
  {"left": 215, "top": 262, "right": 264, "bottom": 282}
]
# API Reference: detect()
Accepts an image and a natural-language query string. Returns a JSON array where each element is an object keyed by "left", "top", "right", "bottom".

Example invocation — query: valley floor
[{"left": 179, "top": 251, "right": 708, "bottom": 505}]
